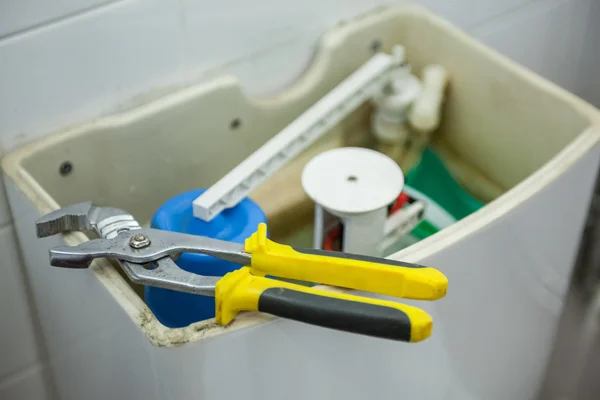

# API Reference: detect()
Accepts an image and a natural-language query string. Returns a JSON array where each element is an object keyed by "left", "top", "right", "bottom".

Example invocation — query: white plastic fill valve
[{"left": 301, "top": 147, "right": 404, "bottom": 256}]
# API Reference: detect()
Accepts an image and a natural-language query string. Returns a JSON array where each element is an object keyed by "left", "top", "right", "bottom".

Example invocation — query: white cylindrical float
[{"left": 301, "top": 147, "right": 404, "bottom": 256}]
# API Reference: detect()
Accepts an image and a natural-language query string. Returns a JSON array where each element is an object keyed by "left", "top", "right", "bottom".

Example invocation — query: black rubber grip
[
  {"left": 295, "top": 248, "right": 425, "bottom": 268},
  {"left": 258, "top": 287, "right": 412, "bottom": 341}
]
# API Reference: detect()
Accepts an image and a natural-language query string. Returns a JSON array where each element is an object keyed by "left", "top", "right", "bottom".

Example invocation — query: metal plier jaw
[
  {"left": 36, "top": 201, "right": 139, "bottom": 240},
  {"left": 36, "top": 202, "right": 448, "bottom": 343},
  {"left": 36, "top": 202, "right": 220, "bottom": 295}
]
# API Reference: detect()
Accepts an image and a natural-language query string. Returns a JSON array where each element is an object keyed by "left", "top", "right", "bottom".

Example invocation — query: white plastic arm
[{"left": 193, "top": 47, "right": 407, "bottom": 221}]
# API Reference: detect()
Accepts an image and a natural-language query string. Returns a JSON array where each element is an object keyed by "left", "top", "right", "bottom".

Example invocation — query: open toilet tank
[{"left": 3, "top": 4, "right": 600, "bottom": 400}]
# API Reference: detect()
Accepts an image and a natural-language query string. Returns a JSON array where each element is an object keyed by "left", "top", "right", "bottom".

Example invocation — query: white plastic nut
[{"left": 371, "top": 73, "right": 422, "bottom": 144}]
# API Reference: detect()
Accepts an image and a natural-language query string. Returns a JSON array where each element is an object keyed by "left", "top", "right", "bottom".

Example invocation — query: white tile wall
[
  {"left": 0, "top": 0, "right": 118, "bottom": 38},
  {"left": 0, "top": 0, "right": 599, "bottom": 398},
  {"left": 419, "top": 0, "right": 537, "bottom": 28},
  {"left": 574, "top": 0, "right": 600, "bottom": 108},
  {"left": 0, "top": 365, "right": 55, "bottom": 400},
  {"left": 0, "top": 225, "right": 56, "bottom": 399},
  {"left": 0, "top": 0, "right": 184, "bottom": 150},
  {"left": 472, "top": 0, "right": 594, "bottom": 100},
  {"left": 0, "top": 226, "right": 40, "bottom": 378}
]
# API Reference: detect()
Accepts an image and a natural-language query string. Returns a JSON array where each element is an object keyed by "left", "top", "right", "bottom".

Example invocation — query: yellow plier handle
[
  {"left": 213, "top": 223, "right": 448, "bottom": 342},
  {"left": 215, "top": 267, "right": 433, "bottom": 342},
  {"left": 245, "top": 223, "right": 447, "bottom": 301}
]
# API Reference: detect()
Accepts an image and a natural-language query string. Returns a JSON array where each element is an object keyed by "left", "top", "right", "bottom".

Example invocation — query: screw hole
[
  {"left": 347, "top": 175, "right": 358, "bottom": 183},
  {"left": 59, "top": 161, "right": 73, "bottom": 176},
  {"left": 142, "top": 262, "right": 157, "bottom": 270},
  {"left": 230, "top": 118, "right": 242, "bottom": 130},
  {"left": 370, "top": 39, "right": 382, "bottom": 53}
]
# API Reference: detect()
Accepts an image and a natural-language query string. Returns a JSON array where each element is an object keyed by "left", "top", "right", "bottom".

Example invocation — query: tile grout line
[
  {"left": 0, "top": 220, "right": 13, "bottom": 230},
  {"left": 468, "top": 0, "right": 571, "bottom": 36},
  {"left": 0, "top": 361, "right": 45, "bottom": 391},
  {"left": 0, "top": 0, "right": 131, "bottom": 45}
]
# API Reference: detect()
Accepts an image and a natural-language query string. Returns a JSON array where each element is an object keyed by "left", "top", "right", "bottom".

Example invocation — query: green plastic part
[
  {"left": 406, "top": 148, "right": 485, "bottom": 220},
  {"left": 411, "top": 220, "right": 439, "bottom": 241},
  {"left": 406, "top": 148, "right": 485, "bottom": 240}
]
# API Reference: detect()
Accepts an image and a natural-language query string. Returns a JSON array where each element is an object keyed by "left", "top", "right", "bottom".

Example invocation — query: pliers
[{"left": 36, "top": 202, "right": 448, "bottom": 342}]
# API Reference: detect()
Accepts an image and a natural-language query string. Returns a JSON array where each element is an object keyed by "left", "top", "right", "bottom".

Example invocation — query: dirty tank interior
[{"left": 16, "top": 9, "right": 591, "bottom": 302}]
